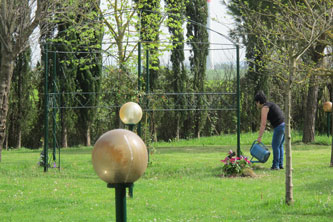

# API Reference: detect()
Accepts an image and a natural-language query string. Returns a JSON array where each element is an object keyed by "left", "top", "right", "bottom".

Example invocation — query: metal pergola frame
[{"left": 42, "top": 28, "right": 241, "bottom": 173}]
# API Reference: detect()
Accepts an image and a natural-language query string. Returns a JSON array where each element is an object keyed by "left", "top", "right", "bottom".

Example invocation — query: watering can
[{"left": 250, "top": 140, "right": 270, "bottom": 163}]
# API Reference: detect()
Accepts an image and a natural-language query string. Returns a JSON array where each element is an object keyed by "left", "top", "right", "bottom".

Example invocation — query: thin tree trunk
[
  {"left": 285, "top": 58, "right": 295, "bottom": 205},
  {"left": 86, "top": 128, "right": 91, "bottom": 146},
  {"left": 149, "top": 112, "right": 157, "bottom": 142},
  {"left": 303, "top": 43, "right": 325, "bottom": 143},
  {"left": 302, "top": 75, "right": 318, "bottom": 143},
  {"left": 62, "top": 126, "right": 68, "bottom": 148},
  {"left": 331, "top": 108, "right": 333, "bottom": 167},
  {"left": 330, "top": 78, "right": 333, "bottom": 167},
  {"left": 176, "top": 114, "right": 180, "bottom": 141},
  {"left": 17, "top": 67, "right": 22, "bottom": 149},
  {"left": 0, "top": 51, "right": 14, "bottom": 161},
  {"left": 5, "top": 128, "right": 8, "bottom": 151},
  {"left": 17, "top": 130, "right": 21, "bottom": 148},
  {"left": 60, "top": 99, "right": 68, "bottom": 148}
]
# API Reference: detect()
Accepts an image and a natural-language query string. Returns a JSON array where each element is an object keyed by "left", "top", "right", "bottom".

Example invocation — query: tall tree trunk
[
  {"left": 86, "top": 128, "right": 91, "bottom": 146},
  {"left": 61, "top": 126, "right": 68, "bottom": 148},
  {"left": 331, "top": 108, "right": 333, "bottom": 167},
  {"left": 151, "top": 112, "right": 157, "bottom": 142},
  {"left": 0, "top": 51, "right": 14, "bottom": 161},
  {"left": 176, "top": 113, "right": 180, "bottom": 141},
  {"left": 61, "top": 107, "right": 68, "bottom": 148},
  {"left": 302, "top": 75, "right": 318, "bottom": 143},
  {"left": 303, "top": 42, "right": 326, "bottom": 143},
  {"left": 330, "top": 78, "right": 333, "bottom": 167},
  {"left": 285, "top": 58, "right": 295, "bottom": 205},
  {"left": 17, "top": 130, "right": 21, "bottom": 148},
  {"left": 16, "top": 65, "right": 22, "bottom": 149}
]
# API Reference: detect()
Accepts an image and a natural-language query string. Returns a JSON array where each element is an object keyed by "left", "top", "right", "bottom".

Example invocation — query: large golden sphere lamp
[
  {"left": 92, "top": 129, "right": 148, "bottom": 222},
  {"left": 92, "top": 129, "right": 148, "bottom": 184}
]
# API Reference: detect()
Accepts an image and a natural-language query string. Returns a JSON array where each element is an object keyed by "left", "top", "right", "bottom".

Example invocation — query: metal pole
[
  {"left": 108, "top": 183, "right": 133, "bottom": 222},
  {"left": 137, "top": 42, "right": 142, "bottom": 137},
  {"left": 146, "top": 48, "right": 150, "bottom": 163},
  {"left": 52, "top": 52, "right": 57, "bottom": 163},
  {"left": 115, "top": 185, "right": 127, "bottom": 222},
  {"left": 146, "top": 49, "right": 150, "bottom": 93},
  {"left": 138, "top": 42, "right": 142, "bottom": 92},
  {"left": 44, "top": 43, "right": 49, "bottom": 172},
  {"left": 127, "top": 124, "right": 135, "bottom": 198},
  {"left": 236, "top": 45, "right": 241, "bottom": 157}
]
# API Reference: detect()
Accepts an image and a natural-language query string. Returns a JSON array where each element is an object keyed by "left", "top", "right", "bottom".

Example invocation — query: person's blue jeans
[{"left": 272, "top": 123, "right": 285, "bottom": 169}]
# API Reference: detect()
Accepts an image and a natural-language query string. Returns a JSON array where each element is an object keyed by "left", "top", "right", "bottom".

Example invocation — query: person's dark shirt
[{"left": 264, "top": 102, "right": 284, "bottom": 128}]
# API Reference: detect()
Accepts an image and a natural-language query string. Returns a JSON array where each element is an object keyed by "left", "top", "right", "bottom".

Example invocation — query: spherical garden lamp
[
  {"left": 92, "top": 129, "right": 148, "bottom": 222},
  {"left": 119, "top": 102, "right": 143, "bottom": 131},
  {"left": 323, "top": 101, "right": 332, "bottom": 137}
]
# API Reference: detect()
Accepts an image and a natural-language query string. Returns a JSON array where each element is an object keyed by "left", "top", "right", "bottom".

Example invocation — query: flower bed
[{"left": 220, "top": 150, "right": 255, "bottom": 177}]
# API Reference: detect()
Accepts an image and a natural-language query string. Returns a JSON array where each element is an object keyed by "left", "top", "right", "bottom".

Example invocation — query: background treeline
[{"left": 2, "top": 0, "right": 332, "bottom": 150}]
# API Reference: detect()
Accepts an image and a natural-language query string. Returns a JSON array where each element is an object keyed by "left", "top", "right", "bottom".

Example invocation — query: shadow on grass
[
  {"left": 154, "top": 146, "right": 236, "bottom": 154},
  {"left": 298, "top": 177, "right": 333, "bottom": 194},
  {"left": 282, "top": 208, "right": 333, "bottom": 220}
]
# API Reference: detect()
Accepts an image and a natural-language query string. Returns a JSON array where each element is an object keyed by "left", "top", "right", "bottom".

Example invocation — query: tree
[
  {"left": 232, "top": 0, "right": 333, "bottom": 204},
  {"left": 55, "top": 26, "right": 77, "bottom": 148},
  {"left": 0, "top": 0, "right": 52, "bottom": 161},
  {"left": 136, "top": 0, "right": 163, "bottom": 142},
  {"left": 7, "top": 48, "right": 32, "bottom": 148},
  {"left": 96, "top": 0, "right": 140, "bottom": 128},
  {"left": 74, "top": 0, "right": 103, "bottom": 146},
  {"left": 302, "top": 39, "right": 327, "bottom": 143},
  {"left": 186, "top": 0, "right": 209, "bottom": 138},
  {"left": 165, "top": 0, "right": 187, "bottom": 140},
  {"left": 227, "top": 0, "right": 274, "bottom": 132}
]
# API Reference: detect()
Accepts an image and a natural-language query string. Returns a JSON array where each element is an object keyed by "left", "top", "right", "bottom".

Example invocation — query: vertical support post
[
  {"left": 138, "top": 42, "right": 142, "bottom": 92},
  {"left": 146, "top": 49, "right": 150, "bottom": 164},
  {"left": 137, "top": 42, "right": 142, "bottom": 137},
  {"left": 146, "top": 48, "right": 150, "bottom": 93},
  {"left": 115, "top": 186, "right": 127, "bottom": 222},
  {"left": 52, "top": 52, "right": 57, "bottom": 163},
  {"left": 108, "top": 183, "right": 133, "bottom": 222},
  {"left": 236, "top": 45, "right": 241, "bottom": 157},
  {"left": 127, "top": 124, "right": 135, "bottom": 198},
  {"left": 44, "top": 43, "right": 49, "bottom": 172}
]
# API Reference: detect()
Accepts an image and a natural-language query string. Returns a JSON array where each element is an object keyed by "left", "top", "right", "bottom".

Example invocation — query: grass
[{"left": 0, "top": 132, "right": 332, "bottom": 221}]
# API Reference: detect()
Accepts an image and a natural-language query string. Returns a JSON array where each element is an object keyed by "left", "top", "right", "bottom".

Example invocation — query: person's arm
[{"left": 258, "top": 106, "right": 269, "bottom": 143}]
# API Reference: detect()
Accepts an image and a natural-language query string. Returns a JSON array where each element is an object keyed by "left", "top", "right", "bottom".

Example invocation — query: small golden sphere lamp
[{"left": 119, "top": 102, "right": 143, "bottom": 126}]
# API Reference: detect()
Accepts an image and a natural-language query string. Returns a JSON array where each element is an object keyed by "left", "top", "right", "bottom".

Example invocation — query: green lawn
[{"left": 0, "top": 133, "right": 332, "bottom": 221}]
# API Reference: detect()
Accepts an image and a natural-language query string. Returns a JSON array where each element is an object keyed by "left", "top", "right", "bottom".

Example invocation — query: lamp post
[
  {"left": 92, "top": 129, "right": 148, "bottom": 222},
  {"left": 323, "top": 101, "right": 332, "bottom": 137},
  {"left": 119, "top": 102, "right": 143, "bottom": 197}
]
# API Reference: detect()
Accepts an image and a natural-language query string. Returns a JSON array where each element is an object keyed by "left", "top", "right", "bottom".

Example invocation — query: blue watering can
[{"left": 250, "top": 140, "right": 270, "bottom": 163}]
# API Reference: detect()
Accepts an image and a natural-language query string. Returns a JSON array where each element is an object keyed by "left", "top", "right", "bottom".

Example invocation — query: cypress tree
[
  {"left": 75, "top": 0, "right": 103, "bottom": 146},
  {"left": 165, "top": 0, "right": 187, "bottom": 140},
  {"left": 185, "top": 0, "right": 209, "bottom": 138}
]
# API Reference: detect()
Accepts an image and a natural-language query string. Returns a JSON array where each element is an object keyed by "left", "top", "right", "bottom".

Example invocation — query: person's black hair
[{"left": 254, "top": 91, "right": 267, "bottom": 104}]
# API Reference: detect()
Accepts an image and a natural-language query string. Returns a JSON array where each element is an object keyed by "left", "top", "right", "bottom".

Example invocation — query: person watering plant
[{"left": 254, "top": 91, "right": 285, "bottom": 170}]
